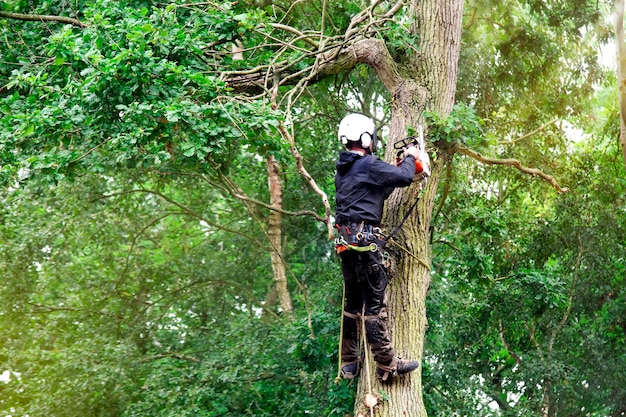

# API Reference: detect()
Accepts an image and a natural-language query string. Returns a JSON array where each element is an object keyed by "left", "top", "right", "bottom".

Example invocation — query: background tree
[{"left": 615, "top": 0, "right": 626, "bottom": 165}]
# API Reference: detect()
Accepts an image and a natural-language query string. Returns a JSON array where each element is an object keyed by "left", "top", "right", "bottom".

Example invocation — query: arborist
[{"left": 334, "top": 113, "right": 430, "bottom": 381}]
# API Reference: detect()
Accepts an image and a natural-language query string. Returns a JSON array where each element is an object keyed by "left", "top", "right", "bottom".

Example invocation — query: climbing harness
[
  {"left": 334, "top": 190, "right": 422, "bottom": 257},
  {"left": 334, "top": 223, "right": 385, "bottom": 254}
]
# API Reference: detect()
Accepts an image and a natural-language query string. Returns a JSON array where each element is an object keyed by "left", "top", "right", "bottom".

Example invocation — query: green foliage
[
  {"left": 458, "top": 0, "right": 607, "bottom": 163},
  {"left": 380, "top": 18, "right": 419, "bottom": 62},
  {"left": 0, "top": 0, "right": 288, "bottom": 184},
  {"left": 123, "top": 312, "right": 350, "bottom": 417},
  {"left": 424, "top": 102, "right": 484, "bottom": 147},
  {"left": 426, "top": 65, "right": 626, "bottom": 414},
  {"left": 0, "top": 170, "right": 351, "bottom": 417}
]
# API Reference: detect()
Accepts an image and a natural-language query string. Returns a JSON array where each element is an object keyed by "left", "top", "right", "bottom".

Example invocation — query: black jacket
[{"left": 335, "top": 151, "right": 416, "bottom": 225}]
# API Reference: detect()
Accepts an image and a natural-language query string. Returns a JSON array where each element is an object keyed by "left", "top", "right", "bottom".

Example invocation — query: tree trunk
[
  {"left": 615, "top": 0, "right": 626, "bottom": 166},
  {"left": 354, "top": 1, "right": 463, "bottom": 416},
  {"left": 266, "top": 155, "right": 293, "bottom": 315}
]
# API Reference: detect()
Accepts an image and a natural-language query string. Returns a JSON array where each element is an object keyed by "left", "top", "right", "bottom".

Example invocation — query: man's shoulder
[{"left": 363, "top": 154, "right": 392, "bottom": 168}]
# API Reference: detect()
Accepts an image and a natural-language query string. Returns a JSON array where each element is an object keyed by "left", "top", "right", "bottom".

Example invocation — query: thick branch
[
  {"left": 0, "top": 11, "right": 86, "bottom": 28},
  {"left": 456, "top": 145, "right": 568, "bottom": 194},
  {"left": 223, "top": 1, "right": 404, "bottom": 93}
]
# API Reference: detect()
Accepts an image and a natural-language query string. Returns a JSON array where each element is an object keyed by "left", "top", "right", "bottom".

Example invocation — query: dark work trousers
[{"left": 339, "top": 248, "right": 395, "bottom": 366}]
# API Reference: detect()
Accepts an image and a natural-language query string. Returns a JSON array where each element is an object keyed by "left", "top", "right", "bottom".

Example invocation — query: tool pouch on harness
[{"left": 334, "top": 223, "right": 385, "bottom": 254}]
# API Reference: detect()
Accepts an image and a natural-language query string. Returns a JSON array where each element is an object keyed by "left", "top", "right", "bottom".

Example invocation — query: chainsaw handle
[
  {"left": 393, "top": 136, "right": 419, "bottom": 157},
  {"left": 393, "top": 136, "right": 418, "bottom": 150}
]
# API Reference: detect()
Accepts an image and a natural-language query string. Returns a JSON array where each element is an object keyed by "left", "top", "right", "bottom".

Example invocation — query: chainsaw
[{"left": 393, "top": 125, "right": 431, "bottom": 182}]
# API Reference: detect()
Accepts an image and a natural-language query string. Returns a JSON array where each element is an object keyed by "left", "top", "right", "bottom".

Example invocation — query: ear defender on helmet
[
  {"left": 338, "top": 113, "right": 378, "bottom": 153},
  {"left": 368, "top": 125, "right": 377, "bottom": 152}
]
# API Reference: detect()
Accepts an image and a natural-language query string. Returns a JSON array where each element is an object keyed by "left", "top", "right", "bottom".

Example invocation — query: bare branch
[
  {"left": 277, "top": 119, "right": 334, "bottom": 240},
  {"left": 267, "top": 23, "right": 319, "bottom": 48},
  {"left": 385, "top": 1, "right": 406, "bottom": 18},
  {"left": 456, "top": 145, "right": 569, "bottom": 194},
  {"left": 97, "top": 189, "right": 265, "bottom": 246},
  {"left": 147, "top": 277, "right": 281, "bottom": 321},
  {"left": 26, "top": 303, "right": 79, "bottom": 312},
  {"left": 24, "top": 302, "right": 117, "bottom": 317},
  {"left": 222, "top": 0, "right": 403, "bottom": 94},
  {"left": 115, "top": 213, "right": 175, "bottom": 293},
  {"left": 0, "top": 11, "right": 86, "bottom": 28},
  {"left": 497, "top": 118, "right": 559, "bottom": 145},
  {"left": 548, "top": 234, "right": 585, "bottom": 352},
  {"left": 231, "top": 192, "right": 325, "bottom": 222}
]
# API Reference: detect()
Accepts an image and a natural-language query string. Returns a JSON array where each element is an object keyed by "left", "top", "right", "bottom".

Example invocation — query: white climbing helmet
[{"left": 338, "top": 113, "right": 377, "bottom": 151}]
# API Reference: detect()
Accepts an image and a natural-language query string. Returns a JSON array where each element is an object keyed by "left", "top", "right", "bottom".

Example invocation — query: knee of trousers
[
  {"left": 364, "top": 314, "right": 392, "bottom": 345},
  {"left": 341, "top": 338, "right": 359, "bottom": 361},
  {"left": 342, "top": 314, "right": 359, "bottom": 340}
]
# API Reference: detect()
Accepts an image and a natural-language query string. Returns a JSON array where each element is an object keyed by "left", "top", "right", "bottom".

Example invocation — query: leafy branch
[
  {"left": 0, "top": 11, "right": 86, "bottom": 28},
  {"left": 425, "top": 103, "right": 567, "bottom": 193},
  {"left": 277, "top": 118, "right": 334, "bottom": 240}
]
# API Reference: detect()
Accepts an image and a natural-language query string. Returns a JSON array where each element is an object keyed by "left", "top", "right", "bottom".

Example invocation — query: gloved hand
[
  {"left": 403, "top": 145, "right": 419, "bottom": 159},
  {"left": 403, "top": 146, "right": 428, "bottom": 175},
  {"left": 403, "top": 146, "right": 424, "bottom": 174}
]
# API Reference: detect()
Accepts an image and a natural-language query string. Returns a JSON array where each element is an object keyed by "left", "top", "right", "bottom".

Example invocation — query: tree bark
[
  {"left": 354, "top": 1, "right": 464, "bottom": 416},
  {"left": 266, "top": 155, "right": 293, "bottom": 315}
]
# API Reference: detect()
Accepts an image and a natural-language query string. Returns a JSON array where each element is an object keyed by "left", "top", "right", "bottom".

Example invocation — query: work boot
[
  {"left": 340, "top": 361, "right": 360, "bottom": 379},
  {"left": 340, "top": 338, "right": 360, "bottom": 379},
  {"left": 376, "top": 357, "right": 419, "bottom": 381}
]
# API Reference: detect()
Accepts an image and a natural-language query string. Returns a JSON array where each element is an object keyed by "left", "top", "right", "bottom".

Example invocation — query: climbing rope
[
  {"left": 335, "top": 293, "right": 377, "bottom": 416},
  {"left": 386, "top": 238, "right": 431, "bottom": 270},
  {"left": 335, "top": 283, "right": 346, "bottom": 382},
  {"left": 360, "top": 305, "right": 376, "bottom": 417}
]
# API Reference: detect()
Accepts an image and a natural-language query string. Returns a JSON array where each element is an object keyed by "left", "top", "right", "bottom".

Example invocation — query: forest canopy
[{"left": 1, "top": 1, "right": 625, "bottom": 416}]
